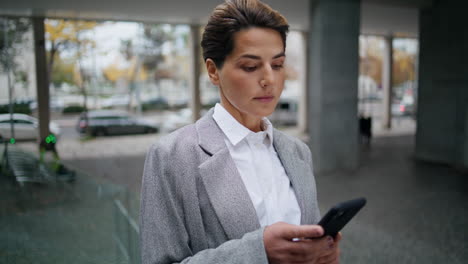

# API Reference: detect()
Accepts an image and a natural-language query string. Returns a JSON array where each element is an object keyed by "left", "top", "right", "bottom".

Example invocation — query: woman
[{"left": 140, "top": 0, "right": 341, "bottom": 263}]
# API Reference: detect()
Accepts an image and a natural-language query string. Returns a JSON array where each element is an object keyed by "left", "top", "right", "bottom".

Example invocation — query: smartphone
[{"left": 317, "top": 197, "right": 367, "bottom": 238}]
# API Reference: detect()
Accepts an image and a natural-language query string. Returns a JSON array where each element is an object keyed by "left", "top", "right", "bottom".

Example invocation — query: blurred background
[{"left": 0, "top": 0, "right": 466, "bottom": 263}]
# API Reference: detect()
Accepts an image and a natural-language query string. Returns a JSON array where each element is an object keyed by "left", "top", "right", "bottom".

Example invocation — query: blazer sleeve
[{"left": 140, "top": 143, "right": 269, "bottom": 264}]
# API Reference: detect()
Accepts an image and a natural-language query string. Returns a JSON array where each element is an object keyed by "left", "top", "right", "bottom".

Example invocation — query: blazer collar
[
  {"left": 196, "top": 109, "right": 225, "bottom": 155},
  {"left": 196, "top": 109, "right": 261, "bottom": 239}
]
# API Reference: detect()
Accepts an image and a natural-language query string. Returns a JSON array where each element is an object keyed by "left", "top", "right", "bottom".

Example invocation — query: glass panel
[
  {"left": 3, "top": 17, "right": 192, "bottom": 263},
  {"left": 358, "top": 35, "right": 418, "bottom": 136},
  {"left": 2, "top": 16, "right": 309, "bottom": 264},
  {"left": 0, "top": 144, "right": 138, "bottom": 264}
]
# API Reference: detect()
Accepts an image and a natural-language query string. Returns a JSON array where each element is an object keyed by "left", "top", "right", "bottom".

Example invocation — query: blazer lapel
[
  {"left": 196, "top": 110, "right": 260, "bottom": 240},
  {"left": 273, "top": 130, "right": 315, "bottom": 225}
]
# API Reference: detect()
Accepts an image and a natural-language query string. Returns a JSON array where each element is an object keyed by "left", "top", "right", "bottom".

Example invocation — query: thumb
[{"left": 281, "top": 224, "right": 324, "bottom": 240}]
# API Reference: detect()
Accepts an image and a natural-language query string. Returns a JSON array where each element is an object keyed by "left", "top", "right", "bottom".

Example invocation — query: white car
[
  {"left": 101, "top": 95, "right": 130, "bottom": 109},
  {"left": 0, "top": 114, "right": 61, "bottom": 141}
]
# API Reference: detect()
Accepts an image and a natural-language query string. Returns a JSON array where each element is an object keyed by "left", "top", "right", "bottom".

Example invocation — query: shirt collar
[{"left": 213, "top": 103, "right": 274, "bottom": 147}]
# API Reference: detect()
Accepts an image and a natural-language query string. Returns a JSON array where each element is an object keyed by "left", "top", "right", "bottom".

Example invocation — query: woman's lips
[{"left": 253, "top": 96, "right": 274, "bottom": 103}]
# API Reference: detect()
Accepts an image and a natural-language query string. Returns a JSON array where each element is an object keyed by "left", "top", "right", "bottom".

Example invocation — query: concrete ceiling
[{"left": 0, "top": 0, "right": 433, "bottom": 37}]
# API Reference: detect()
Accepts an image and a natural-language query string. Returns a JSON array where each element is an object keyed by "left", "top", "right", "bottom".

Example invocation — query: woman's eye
[
  {"left": 272, "top": 64, "right": 284, "bottom": 70},
  {"left": 242, "top": 66, "right": 257, "bottom": 72}
]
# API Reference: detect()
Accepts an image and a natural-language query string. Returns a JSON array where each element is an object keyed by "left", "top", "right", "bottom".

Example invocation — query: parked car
[
  {"left": 160, "top": 108, "right": 209, "bottom": 132},
  {"left": 160, "top": 108, "right": 193, "bottom": 133},
  {"left": 0, "top": 113, "right": 61, "bottom": 141},
  {"left": 29, "top": 97, "right": 64, "bottom": 112},
  {"left": 269, "top": 99, "right": 298, "bottom": 126},
  {"left": 76, "top": 110, "right": 159, "bottom": 136},
  {"left": 392, "top": 94, "right": 416, "bottom": 117},
  {"left": 101, "top": 95, "right": 130, "bottom": 109},
  {"left": 142, "top": 97, "right": 169, "bottom": 111}
]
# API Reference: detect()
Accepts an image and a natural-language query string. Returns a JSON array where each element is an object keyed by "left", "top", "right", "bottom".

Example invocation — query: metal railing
[{"left": 114, "top": 197, "right": 141, "bottom": 264}]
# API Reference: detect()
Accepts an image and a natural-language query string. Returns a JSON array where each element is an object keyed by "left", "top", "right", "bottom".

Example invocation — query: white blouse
[{"left": 213, "top": 103, "right": 301, "bottom": 227}]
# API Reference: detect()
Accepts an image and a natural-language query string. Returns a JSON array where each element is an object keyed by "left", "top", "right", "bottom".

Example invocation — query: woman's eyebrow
[
  {"left": 237, "top": 52, "right": 286, "bottom": 61},
  {"left": 272, "top": 52, "right": 286, "bottom": 59}
]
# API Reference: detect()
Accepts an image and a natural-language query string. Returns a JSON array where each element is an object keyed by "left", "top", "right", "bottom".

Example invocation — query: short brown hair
[{"left": 201, "top": 0, "right": 289, "bottom": 68}]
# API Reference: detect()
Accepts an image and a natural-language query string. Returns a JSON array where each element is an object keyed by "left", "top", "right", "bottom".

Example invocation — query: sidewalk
[
  {"left": 4, "top": 125, "right": 467, "bottom": 263},
  {"left": 315, "top": 135, "right": 467, "bottom": 263}
]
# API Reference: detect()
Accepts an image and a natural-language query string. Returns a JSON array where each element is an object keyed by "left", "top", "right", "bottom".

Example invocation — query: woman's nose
[{"left": 260, "top": 66, "right": 274, "bottom": 87}]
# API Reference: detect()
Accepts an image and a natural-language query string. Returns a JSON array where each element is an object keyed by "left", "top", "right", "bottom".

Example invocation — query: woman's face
[{"left": 207, "top": 27, "right": 286, "bottom": 128}]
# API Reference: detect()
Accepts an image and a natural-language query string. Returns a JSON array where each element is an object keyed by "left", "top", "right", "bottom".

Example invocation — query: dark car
[
  {"left": 142, "top": 97, "right": 169, "bottom": 111},
  {"left": 76, "top": 110, "right": 159, "bottom": 136}
]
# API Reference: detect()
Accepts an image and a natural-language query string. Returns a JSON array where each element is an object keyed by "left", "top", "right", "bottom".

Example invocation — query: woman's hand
[
  {"left": 263, "top": 222, "right": 341, "bottom": 264},
  {"left": 317, "top": 232, "right": 341, "bottom": 264}
]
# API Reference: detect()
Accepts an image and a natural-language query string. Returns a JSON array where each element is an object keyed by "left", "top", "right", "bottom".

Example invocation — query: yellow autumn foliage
[
  {"left": 102, "top": 57, "right": 148, "bottom": 83},
  {"left": 45, "top": 19, "right": 97, "bottom": 46}
]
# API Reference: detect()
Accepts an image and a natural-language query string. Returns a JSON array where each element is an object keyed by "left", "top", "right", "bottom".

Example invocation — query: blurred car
[
  {"left": 142, "top": 97, "right": 169, "bottom": 111},
  {"left": 392, "top": 102, "right": 415, "bottom": 117},
  {"left": 0, "top": 113, "right": 61, "bottom": 141},
  {"left": 29, "top": 97, "right": 64, "bottom": 112},
  {"left": 160, "top": 108, "right": 193, "bottom": 133},
  {"left": 160, "top": 108, "right": 210, "bottom": 132},
  {"left": 269, "top": 99, "right": 298, "bottom": 126},
  {"left": 76, "top": 110, "right": 159, "bottom": 136},
  {"left": 101, "top": 95, "right": 130, "bottom": 109},
  {"left": 392, "top": 94, "right": 416, "bottom": 117}
]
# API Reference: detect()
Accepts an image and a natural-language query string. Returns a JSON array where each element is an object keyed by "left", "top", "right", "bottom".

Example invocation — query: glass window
[
  {"left": 358, "top": 35, "right": 418, "bottom": 133},
  {"left": 2, "top": 17, "right": 309, "bottom": 264}
]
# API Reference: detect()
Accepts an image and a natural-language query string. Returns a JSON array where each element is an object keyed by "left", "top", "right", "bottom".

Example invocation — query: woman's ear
[{"left": 206, "top": 59, "right": 220, "bottom": 86}]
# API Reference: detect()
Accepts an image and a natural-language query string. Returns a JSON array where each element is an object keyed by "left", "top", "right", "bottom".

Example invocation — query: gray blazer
[{"left": 140, "top": 109, "right": 321, "bottom": 264}]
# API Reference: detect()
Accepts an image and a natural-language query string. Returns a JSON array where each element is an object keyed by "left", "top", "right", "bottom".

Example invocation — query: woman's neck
[{"left": 219, "top": 101, "right": 263, "bottom": 133}]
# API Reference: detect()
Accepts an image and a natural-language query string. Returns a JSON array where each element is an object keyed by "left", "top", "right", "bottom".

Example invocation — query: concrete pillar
[
  {"left": 382, "top": 36, "right": 393, "bottom": 130},
  {"left": 308, "top": 0, "right": 360, "bottom": 173},
  {"left": 189, "top": 25, "right": 201, "bottom": 123},
  {"left": 33, "top": 17, "right": 50, "bottom": 142},
  {"left": 415, "top": 0, "right": 468, "bottom": 168}
]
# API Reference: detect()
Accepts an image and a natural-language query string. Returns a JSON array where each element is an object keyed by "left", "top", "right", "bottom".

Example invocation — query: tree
[
  {"left": 393, "top": 49, "right": 415, "bottom": 86},
  {"left": 359, "top": 36, "right": 383, "bottom": 86},
  {"left": 50, "top": 55, "right": 75, "bottom": 87},
  {"left": 360, "top": 54, "right": 383, "bottom": 86},
  {"left": 0, "top": 17, "right": 32, "bottom": 95},
  {"left": 45, "top": 19, "right": 96, "bottom": 78},
  {"left": 45, "top": 19, "right": 98, "bottom": 110},
  {"left": 102, "top": 57, "right": 148, "bottom": 84},
  {"left": 359, "top": 36, "right": 417, "bottom": 88},
  {"left": 118, "top": 23, "right": 174, "bottom": 112}
]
